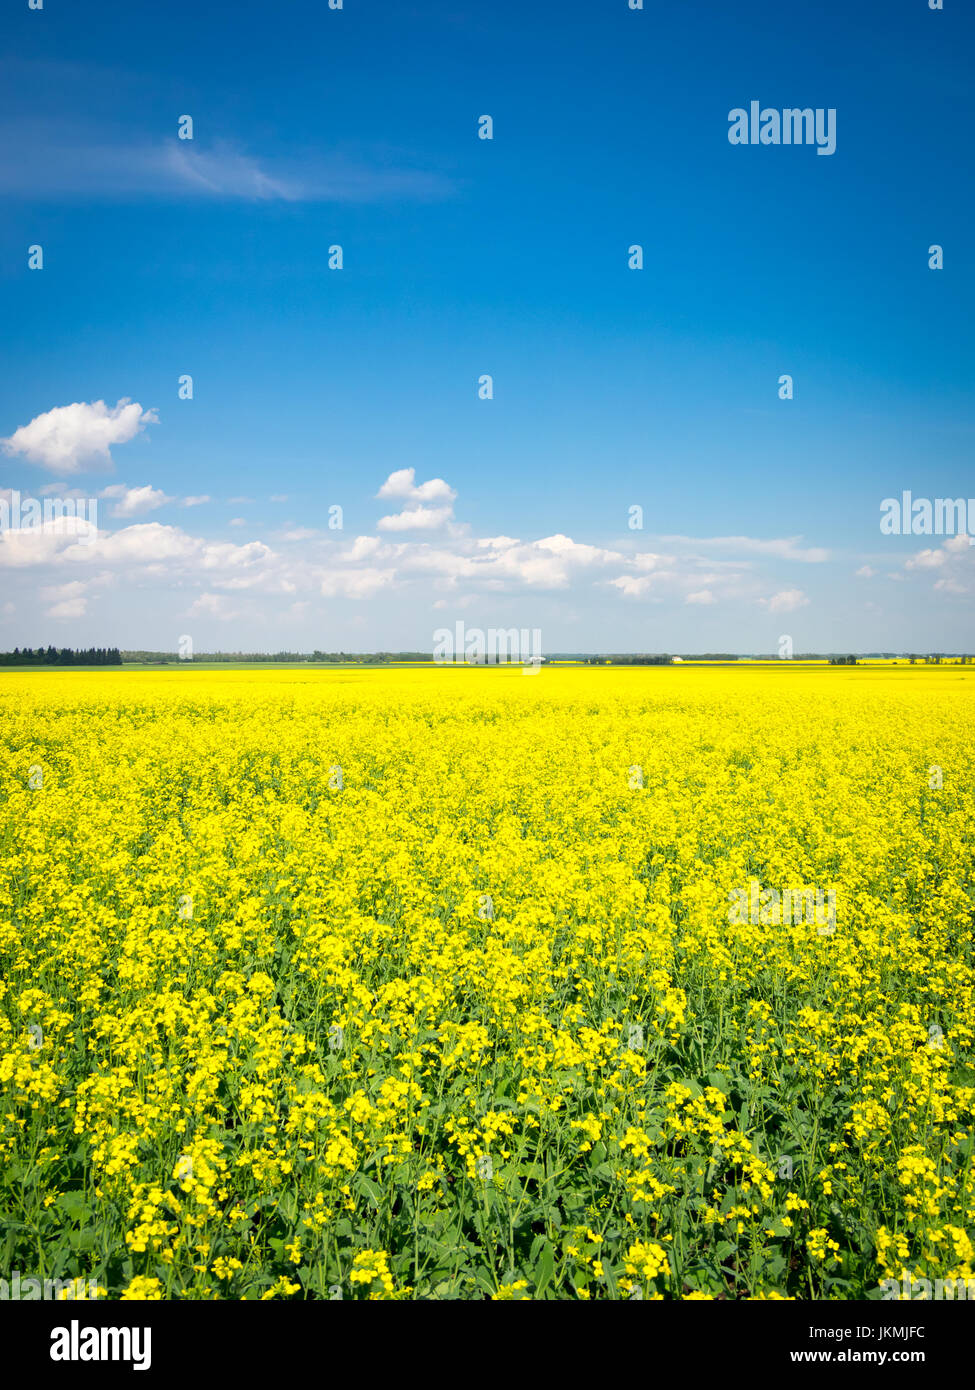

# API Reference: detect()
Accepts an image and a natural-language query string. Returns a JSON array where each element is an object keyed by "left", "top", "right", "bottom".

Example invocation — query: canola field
[{"left": 1, "top": 664, "right": 973, "bottom": 1300}]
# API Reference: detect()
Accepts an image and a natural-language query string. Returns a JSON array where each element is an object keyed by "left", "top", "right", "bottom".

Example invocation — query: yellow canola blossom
[{"left": 0, "top": 662, "right": 973, "bottom": 1300}]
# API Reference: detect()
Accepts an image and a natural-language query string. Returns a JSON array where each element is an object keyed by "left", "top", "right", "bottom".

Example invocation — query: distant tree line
[
  {"left": 905, "top": 654, "right": 970, "bottom": 664},
  {"left": 0, "top": 646, "right": 123, "bottom": 666},
  {"left": 584, "top": 654, "right": 674, "bottom": 665},
  {"left": 109, "top": 649, "right": 974, "bottom": 667},
  {"left": 122, "top": 650, "right": 436, "bottom": 664}
]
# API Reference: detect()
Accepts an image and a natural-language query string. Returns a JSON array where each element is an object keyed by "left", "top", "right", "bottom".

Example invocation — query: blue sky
[{"left": 1, "top": 0, "right": 972, "bottom": 653}]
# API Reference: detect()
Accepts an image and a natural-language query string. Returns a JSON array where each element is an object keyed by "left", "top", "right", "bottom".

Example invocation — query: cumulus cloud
[
  {"left": 609, "top": 574, "right": 658, "bottom": 598},
  {"left": 325, "top": 525, "right": 747, "bottom": 604},
  {"left": 0, "top": 468, "right": 845, "bottom": 641},
  {"left": 378, "top": 505, "right": 454, "bottom": 532},
  {"left": 906, "top": 534, "right": 972, "bottom": 570},
  {"left": 476, "top": 536, "right": 519, "bottom": 552},
  {"left": 0, "top": 513, "right": 97, "bottom": 566},
  {"left": 92, "top": 523, "right": 199, "bottom": 566},
  {"left": 906, "top": 535, "right": 974, "bottom": 594},
  {"left": 344, "top": 535, "right": 386, "bottom": 562},
  {"left": 376, "top": 469, "right": 456, "bottom": 531},
  {"left": 377, "top": 469, "right": 455, "bottom": 504},
  {"left": 100, "top": 484, "right": 172, "bottom": 517},
  {"left": 199, "top": 539, "right": 274, "bottom": 575},
  {"left": 1, "top": 399, "right": 158, "bottom": 476}
]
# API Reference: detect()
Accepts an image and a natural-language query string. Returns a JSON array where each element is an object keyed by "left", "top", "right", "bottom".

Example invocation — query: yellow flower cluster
[{"left": 1, "top": 663, "right": 972, "bottom": 1298}]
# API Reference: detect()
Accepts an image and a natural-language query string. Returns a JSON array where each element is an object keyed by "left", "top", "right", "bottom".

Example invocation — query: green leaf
[{"left": 533, "top": 1239, "right": 556, "bottom": 1294}]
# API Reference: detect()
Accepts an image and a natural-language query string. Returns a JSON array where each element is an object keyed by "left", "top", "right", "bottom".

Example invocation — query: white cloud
[
  {"left": 320, "top": 567, "right": 396, "bottom": 599},
  {"left": 346, "top": 536, "right": 385, "bottom": 561},
  {"left": 199, "top": 539, "right": 274, "bottom": 573},
  {"left": 182, "top": 495, "right": 211, "bottom": 508},
  {"left": 376, "top": 469, "right": 457, "bottom": 531},
  {"left": 40, "top": 576, "right": 111, "bottom": 600},
  {"left": 1, "top": 399, "right": 158, "bottom": 476},
  {"left": 187, "top": 593, "right": 244, "bottom": 620},
  {"left": 41, "top": 580, "right": 87, "bottom": 601},
  {"left": 476, "top": 536, "right": 520, "bottom": 552},
  {"left": 377, "top": 468, "right": 455, "bottom": 504},
  {"left": 632, "top": 553, "right": 665, "bottom": 571},
  {"left": 46, "top": 597, "right": 87, "bottom": 619},
  {"left": 378, "top": 504, "right": 454, "bottom": 532},
  {"left": 759, "top": 588, "right": 809, "bottom": 614},
  {"left": 907, "top": 535, "right": 974, "bottom": 594},
  {"left": 0, "top": 471, "right": 871, "bottom": 644},
  {"left": 906, "top": 534, "right": 973, "bottom": 570},
  {"left": 38, "top": 484, "right": 91, "bottom": 499},
  {"left": 39, "top": 573, "right": 113, "bottom": 619},
  {"left": 0, "top": 124, "right": 453, "bottom": 205},
  {"left": 609, "top": 574, "right": 658, "bottom": 598},
  {"left": 164, "top": 143, "right": 300, "bottom": 200},
  {"left": 0, "top": 514, "right": 98, "bottom": 566},
  {"left": 93, "top": 523, "right": 199, "bottom": 565},
  {"left": 100, "top": 483, "right": 172, "bottom": 517},
  {"left": 855, "top": 565, "right": 875, "bottom": 578},
  {"left": 661, "top": 535, "right": 829, "bottom": 563},
  {"left": 535, "top": 535, "right": 621, "bottom": 566}
]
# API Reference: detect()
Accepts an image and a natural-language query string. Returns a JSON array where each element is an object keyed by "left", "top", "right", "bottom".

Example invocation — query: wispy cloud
[
  {"left": 0, "top": 123, "right": 452, "bottom": 204},
  {"left": 758, "top": 588, "right": 810, "bottom": 614},
  {"left": 659, "top": 535, "right": 830, "bottom": 563}
]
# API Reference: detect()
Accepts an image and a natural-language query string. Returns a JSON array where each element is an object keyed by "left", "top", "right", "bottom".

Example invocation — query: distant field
[{"left": 1, "top": 665, "right": 973, "bottom": 1299}]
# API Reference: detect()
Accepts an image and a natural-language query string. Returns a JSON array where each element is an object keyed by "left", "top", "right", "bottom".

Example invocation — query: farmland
[{"left": 1, "top": 665, "right": 973, "bottom": 1299}]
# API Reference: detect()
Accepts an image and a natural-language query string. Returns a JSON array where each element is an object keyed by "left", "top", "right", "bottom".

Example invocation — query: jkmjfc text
[{"left": 809, "top": 1327, "right": 925, "bottom": 1339}]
